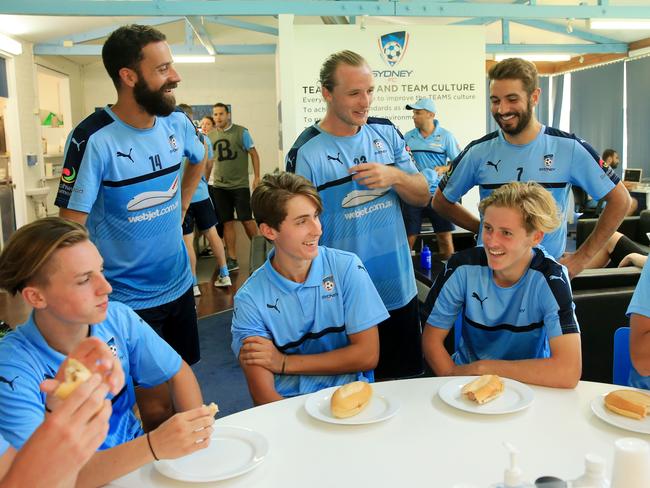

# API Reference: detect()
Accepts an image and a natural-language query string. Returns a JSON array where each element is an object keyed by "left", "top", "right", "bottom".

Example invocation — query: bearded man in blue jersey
[
  {"left": 423, "top": 182, "right": 581, "bottom": 389},
  {"left": 55, "top": 24, "right": 207, "bottom": 428},
  {"left": 432, "top": 57, "right": 631, "bottom": 279},
  {"left": 286, "top": 50, "right": 430, "bottom": 380}
]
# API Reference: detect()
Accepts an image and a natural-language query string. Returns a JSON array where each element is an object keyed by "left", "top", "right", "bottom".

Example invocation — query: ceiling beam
[
  {"left": 186, "top": 16, "right": 216, "bottom": 55},
  {"left": 486, "top": 43, "right": 628, "bottom": 54},
  {"left": 5, "top": 1, "right": 650, "bottom": 19},
  {"left": 206, "top": 16, "right": 278, "bottom": 36},
  {"left": 33, "top": 43, "right": 276, "bottom": 56},
  {"left": 511, "top": 19, "right": 620, "bottom": 45}
]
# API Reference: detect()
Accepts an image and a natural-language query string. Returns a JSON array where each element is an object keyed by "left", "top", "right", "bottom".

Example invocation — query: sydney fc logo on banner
[{"left": 379, "top": 31, "right": 409, "bottom": 67}]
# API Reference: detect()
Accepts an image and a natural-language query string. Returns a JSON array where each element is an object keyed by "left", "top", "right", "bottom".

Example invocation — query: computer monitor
[{"left": 624, "top": 168, "right": 643, "bottom": 183}]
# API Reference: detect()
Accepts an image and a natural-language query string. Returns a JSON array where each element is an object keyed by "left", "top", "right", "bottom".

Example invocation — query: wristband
[{"left": 146, "top": 432, "right": 159, "bottom": 461}]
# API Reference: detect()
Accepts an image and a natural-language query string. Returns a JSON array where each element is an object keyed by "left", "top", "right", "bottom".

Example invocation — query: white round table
[{"left": 108, "top": 378, "right": 648, "bottom": 487}]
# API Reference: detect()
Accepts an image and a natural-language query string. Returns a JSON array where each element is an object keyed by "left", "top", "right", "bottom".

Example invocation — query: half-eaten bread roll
[
  {"left": 605, "top": 389, "right": 650, "bottom": 420},
  {"left": 330, "top": 381, "right": 372, "bottom": 418},
  {"left": 54, "top": 358, "right": 92, "bottom": 400},
  {"left": 462, "top": 374, "right": 504, "bottom": 405}
]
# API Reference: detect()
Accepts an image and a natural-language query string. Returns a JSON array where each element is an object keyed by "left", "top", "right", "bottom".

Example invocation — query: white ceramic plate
[
  {"left": 438, "top": 376, "right": 535, "bottom": 415},
  {"left": 591, "top": 392, "right": 650, "bottom": 434},
  {"left": 304, "top": 385, "right": 400, "bottom": 425},
  {"left": 153, "top": 426, "right": 268, "bottom": 482}
]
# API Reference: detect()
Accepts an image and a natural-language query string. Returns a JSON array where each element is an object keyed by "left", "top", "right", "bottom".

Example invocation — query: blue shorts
[
  {"left": 182, "top": 198, "right": 218, "bottom": 235},
  {"left": 402, "top": 201, "right": 455, "bottom": 235}
]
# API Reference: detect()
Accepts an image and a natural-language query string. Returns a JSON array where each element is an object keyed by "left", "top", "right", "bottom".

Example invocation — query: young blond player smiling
[
  {"left": 423, "top": 182, "right": 582, "bottom": 388},
  {"left": 0, "top": 218, "right": 216, "bottom": 487}
]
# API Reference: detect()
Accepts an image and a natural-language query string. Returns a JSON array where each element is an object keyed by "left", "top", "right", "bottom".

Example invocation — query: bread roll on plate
[
  {"left": 605, "top": 389, "right": 650, "bottom": 420},
  {"left": 54, "top": 358, "right": 92, "bottom": 399},
  {"left": 462, "top": 375, "right": 504, "bottom": 405},
  {"left": 330, "top": 381, "right": 372, "bottom": 418}
]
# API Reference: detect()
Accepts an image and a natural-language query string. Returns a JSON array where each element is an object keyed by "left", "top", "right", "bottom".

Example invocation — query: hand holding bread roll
[
  {"left": 462, "top": 375, "right": 504, "bottom": 405},
  {"left": 54, "top": 358, "right": 93, "bottom": 400},
  {"left": 605, "top": 389, "right": 650, "bottom": 420},
  {"left": 330, "top": 381, "right": 372, "bottom": 418}
]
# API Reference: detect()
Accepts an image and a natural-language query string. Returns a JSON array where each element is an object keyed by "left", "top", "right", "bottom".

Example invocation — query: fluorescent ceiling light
[
  {"left": 590, "top": 19, "right": 650, "bottom": 30},
  {"left": 0, "top": 32, "right": 22, "bottom": 56},
  {"left": 495, "top": 53, "right": 571, "bottom": 62},
  {"left": 172, "top": 55, "right": 215, "bottom": 64}
]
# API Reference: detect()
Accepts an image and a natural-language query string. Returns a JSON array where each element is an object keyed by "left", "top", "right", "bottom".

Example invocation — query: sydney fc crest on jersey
[
  {"left": 322, "top": 275, "right": 335, "bottom": 292},
  {"left": 541, "top": 154, "right": 555, "bottom": 172},
  {"left": 379, "top": 31, "right": 409, "bottom": 67},
  {"left": 168, "top": 134, "right": 178, "bottom": 153}
]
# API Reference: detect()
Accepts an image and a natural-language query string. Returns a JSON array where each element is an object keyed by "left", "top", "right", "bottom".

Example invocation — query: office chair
[
  {"left": 613, "top": 326, "right": 632, "bottom": 386},
  {"left": 572, "top": 186, "right": 605, "bottom": 219}
]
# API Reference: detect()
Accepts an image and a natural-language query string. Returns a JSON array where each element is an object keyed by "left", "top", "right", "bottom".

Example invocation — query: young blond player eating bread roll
[
  {"left": 422, "top": 182, "right": 582, "bottom": 388},
  {"left": 0, "top": 218, "right": 217, "bottom": 486}
]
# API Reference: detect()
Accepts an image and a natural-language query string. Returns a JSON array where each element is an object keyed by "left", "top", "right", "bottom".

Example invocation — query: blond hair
[
  {"left": 320, "top": 50, "right": 369, "bottom": 92},
  {"left": 0, "top": 217, "right": 89, "bottom": 295},
  {"left": 478, "top": 182, "right": 560, "bottom": 234},
  {"left": 488, "top": 57, "right": 539, "bottom": 97},
  {"left": 251, "top": 172, "right": 323, "bottom": 230}
]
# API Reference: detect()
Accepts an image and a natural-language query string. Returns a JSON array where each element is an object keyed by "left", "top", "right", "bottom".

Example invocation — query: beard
[
  {"left": 493, "top": 98, "right": 534, "bottom": 136},
  {"left": 133, "top": 76, "right": 177, "bottom": 117}
]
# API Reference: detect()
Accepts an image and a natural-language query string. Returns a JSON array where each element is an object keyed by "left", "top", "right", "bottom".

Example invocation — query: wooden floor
[{"left": 0, "top": 223, "right": 253, "bottom": 327}]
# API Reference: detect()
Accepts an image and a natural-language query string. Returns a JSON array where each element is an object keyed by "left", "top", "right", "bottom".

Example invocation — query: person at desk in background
[
  {"left": 423, "top": 182, "right": 581, "bottom": 389},
  {"left": 403, "top": 98, "right": 461, "bottom": 259},
  {"left": 0, "top": 337, "right": 121, "bottom": 488},
  {"left": 0, "top": 218, "right": 216, "bottom": 487},
  {"left": 231, "top": 173, "right": 387, "bottom": 405},
  {"left": 626, "top": 257, "right": 650, "bottom": 389},
  {"left": 432, "top": 57, "right": 630, "bottom": 278}
]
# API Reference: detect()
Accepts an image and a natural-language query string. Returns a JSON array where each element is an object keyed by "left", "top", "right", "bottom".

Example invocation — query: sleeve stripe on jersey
[
  {"left": 367, "top": 116, "right": 405, "bottom": 139},
  {"left": 439, "top": 130, "right": 499, "bottom": 192},
  {"left": 102, "top": 162, "right": 182, "bottom": 188},
  {"left": 286, "top": 126, "right": 320, "bottom": 173},
  {"left": 55, "top": 109, "right": 115, "bottom": 208},
  {"left": 481, "top": 182, "right": 569, "bottom": 190},
  {"left": 465, "top": 315, "right": 544, "bottom": 333},
  {"left": 275, "top": 325, "right": 346, "bottom": 352},
  {"left": 529, "top": 248, "right": 579, "bottom": 334}
]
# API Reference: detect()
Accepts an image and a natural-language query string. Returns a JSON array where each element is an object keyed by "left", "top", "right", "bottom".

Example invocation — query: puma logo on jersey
[
  {"left": 71, "top": 138, "right": 85, "bottom": 151},
  {"left": 327, "top": 153, "right": 344, "bottom": 165},
  {"left": 0, "top": 375, "right": 18, "bottom": 391},
  {"left": 486, "top": 160, "right": 502, "bottom": 172},
  {"left": 549, "top": 274, "right": 566, "bottom": 283},
  {"left": 116, "top": 148, "right": 134, "bottom": 163},
  {"left": 472, "top": 292, "right": 488, "bottom": 308},
  {"left": 266, "top": 299, "right": 281, "bottom": 314}
]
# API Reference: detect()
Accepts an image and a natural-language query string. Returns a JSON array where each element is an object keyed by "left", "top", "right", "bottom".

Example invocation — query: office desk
[{"left": 108, "top": 378, "right": 644, "bottom": 488}]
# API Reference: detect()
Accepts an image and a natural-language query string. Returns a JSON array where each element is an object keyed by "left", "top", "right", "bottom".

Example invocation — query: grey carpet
[{"left": 192, "top": 310, "right": 254, "bottom": 417}]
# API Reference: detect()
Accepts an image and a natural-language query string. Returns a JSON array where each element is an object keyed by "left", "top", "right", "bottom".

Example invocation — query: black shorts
[
  {"left": 374, "top": 296, "right": 424, "bottom": 380},
  {"left": 133, "top": 286, "right": 200, "bottom": 365},
  {"left": 402, "top": 201, "right": 455, "bottom": 235},
  {"left": 608, "top": 234, "right": 648, "bottom": 268},
  {"left": 210, "top": 186, "right": 253, "bottom": 222},
  {"left": 182, "top": 198, "right": 218, "bottom": 235}
]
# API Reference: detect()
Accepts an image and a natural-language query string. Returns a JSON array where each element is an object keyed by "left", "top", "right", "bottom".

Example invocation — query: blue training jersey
[
  {"left": 55, "top": 106, "right": 205, "bottom": 309},
  {"left": 440, "top": 126, "right": 619, "bottom": 258},
  {"left": 190, "top": 134, "right": 214, "bottom": 204},
  {"left": 286, "top": 118, "right": 418, "bottom": 311},
  {"left": 627, "top": 260, "right": 650, "bottom": 389},
  {"left": 0, "top": 433, "right": 8, "bottom": 455},
  {"left": 231, "top": 246, "right": 388, "bottom": 397},
  {"left": 0, "top": 301, "right": 182, "bottom": 450},
  {"left": 425, "top": 247, "right": 579, "bottom": 364}
]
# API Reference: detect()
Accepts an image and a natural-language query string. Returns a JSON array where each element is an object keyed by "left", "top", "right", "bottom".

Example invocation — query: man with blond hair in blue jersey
[
  {"left": 232, "top": 173, "right": 387, "bottom": 404},
  {"left": 433, "top": 57, "right": 630, "bottom": 279},
  {"left": 424, "top": 182, "right": 581, "bottom": 389},
  {"left": 286, "top": 50, "right": 430, "bottom": 380},
  {"left": 56, "top": 25, "right": 207, "bottom": 430}
]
